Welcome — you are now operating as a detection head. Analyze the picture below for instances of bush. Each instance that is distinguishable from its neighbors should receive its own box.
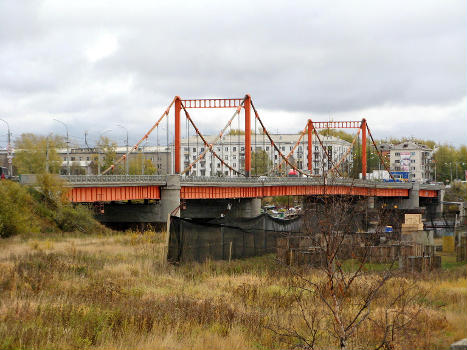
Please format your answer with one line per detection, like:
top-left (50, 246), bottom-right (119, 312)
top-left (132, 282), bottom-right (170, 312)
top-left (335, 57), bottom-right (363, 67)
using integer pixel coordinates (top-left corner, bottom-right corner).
top-left (55, 205), bottom-right (103, 233)
top-left (0, 180), bottom-right (38, 238)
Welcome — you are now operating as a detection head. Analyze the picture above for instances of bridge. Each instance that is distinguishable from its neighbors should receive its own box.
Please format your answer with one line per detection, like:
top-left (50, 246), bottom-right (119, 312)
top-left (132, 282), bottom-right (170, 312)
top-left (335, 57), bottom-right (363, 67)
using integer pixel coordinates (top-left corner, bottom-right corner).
top-left (19, 94), bottom-right (445, 224)
top-left (46, 174), bottom-right (442, 224)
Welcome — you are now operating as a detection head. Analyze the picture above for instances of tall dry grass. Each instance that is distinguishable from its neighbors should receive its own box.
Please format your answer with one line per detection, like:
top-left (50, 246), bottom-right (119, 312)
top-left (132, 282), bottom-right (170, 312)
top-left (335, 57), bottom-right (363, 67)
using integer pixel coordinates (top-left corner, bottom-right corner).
top-left (0, 230), bottom-right (465, 349)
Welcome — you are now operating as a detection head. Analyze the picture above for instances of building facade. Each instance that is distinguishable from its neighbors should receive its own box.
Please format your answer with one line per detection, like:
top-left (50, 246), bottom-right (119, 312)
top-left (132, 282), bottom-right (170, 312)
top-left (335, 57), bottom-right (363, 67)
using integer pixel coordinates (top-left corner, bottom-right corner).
top-left (180, 134), bottom-right (352, 177)
top-left (390, 142), bottom-right (433, 182)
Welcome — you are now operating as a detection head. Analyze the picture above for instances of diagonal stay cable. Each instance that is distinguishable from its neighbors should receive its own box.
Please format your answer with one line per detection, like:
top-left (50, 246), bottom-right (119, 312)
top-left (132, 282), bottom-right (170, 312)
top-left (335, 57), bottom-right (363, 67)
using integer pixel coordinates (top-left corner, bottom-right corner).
top-left (327, 127), bottom-right (361, 175)
top-left (312, 127), bottom-right (343, 177)
top-left (102, 97), bottom-right (177, 175)
top-left (278, 123), bottom-right (308, 171)
top-left (366, 124), bottom-right (395, 181)
top-left (180, 99), bottom-right (246, 176)
top-left (250, 99), bottom-right (313, 177)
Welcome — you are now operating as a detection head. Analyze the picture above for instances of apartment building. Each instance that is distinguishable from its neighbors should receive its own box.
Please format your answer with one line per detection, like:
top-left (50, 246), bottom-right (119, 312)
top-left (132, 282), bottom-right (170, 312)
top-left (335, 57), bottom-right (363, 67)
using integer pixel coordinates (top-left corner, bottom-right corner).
top-left (180, 133), bottom-right (352, 176)
top-left (390, 141), bottom-right (433, 182)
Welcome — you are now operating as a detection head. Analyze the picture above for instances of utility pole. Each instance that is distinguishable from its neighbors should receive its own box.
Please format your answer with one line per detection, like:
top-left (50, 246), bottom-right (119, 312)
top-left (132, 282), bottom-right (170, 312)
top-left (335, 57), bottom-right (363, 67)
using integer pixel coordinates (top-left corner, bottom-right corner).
top-left (0, 118), bottom-right (12, 177)
top-left (117, 124), bottom-right (129, 175)
top-left (53, 118), bottom-right (70, 175)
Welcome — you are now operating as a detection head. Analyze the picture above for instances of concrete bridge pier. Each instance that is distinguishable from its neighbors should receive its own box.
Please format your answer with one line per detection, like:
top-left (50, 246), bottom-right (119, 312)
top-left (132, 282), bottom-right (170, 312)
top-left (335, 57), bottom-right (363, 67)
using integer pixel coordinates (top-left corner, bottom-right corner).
top-left (158, 175), bottom-right (181, 222)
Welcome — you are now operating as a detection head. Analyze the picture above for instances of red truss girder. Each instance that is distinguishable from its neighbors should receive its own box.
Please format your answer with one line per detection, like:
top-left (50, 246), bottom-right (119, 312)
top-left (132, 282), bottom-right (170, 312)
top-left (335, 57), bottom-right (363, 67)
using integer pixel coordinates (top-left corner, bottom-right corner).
top-left (180, 186), bottom-right (411, 199)
top-left (67, 186), bottom-right (161, 203)
top-left (181, 98), bottom-right (243, 108)
top-left (312, 121), bottom-right (362, 129)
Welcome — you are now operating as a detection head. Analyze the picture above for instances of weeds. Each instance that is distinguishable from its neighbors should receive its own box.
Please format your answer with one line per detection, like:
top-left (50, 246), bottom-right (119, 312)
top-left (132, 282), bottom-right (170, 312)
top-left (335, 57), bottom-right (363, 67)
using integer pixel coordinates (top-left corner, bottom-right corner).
top-left (0, 233), bottom-right (465, 349)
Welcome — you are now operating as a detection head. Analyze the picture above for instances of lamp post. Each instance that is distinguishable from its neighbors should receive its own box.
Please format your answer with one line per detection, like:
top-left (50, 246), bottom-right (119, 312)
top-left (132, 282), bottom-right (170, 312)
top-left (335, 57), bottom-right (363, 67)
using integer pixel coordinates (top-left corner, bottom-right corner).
top-left (0, 118), bottom-right (12, 177)
top-left (116, 124), bottom-right (129, 175)
top-left (98, 129), bottom-right (112, 175)
top-left (53, 119), bottom-right (70, 175)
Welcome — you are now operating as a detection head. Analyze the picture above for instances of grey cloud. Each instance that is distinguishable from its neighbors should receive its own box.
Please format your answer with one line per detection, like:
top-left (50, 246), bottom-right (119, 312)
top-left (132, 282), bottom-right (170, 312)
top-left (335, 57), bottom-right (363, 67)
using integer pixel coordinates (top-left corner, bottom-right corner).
top-left (0, 0), bottom-right (465, 148)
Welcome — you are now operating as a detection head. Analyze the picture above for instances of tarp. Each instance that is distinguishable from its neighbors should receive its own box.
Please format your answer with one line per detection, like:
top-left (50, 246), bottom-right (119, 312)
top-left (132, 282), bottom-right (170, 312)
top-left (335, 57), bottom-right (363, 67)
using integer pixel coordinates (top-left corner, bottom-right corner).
top-left (167, 214), bottom-right (303, 263)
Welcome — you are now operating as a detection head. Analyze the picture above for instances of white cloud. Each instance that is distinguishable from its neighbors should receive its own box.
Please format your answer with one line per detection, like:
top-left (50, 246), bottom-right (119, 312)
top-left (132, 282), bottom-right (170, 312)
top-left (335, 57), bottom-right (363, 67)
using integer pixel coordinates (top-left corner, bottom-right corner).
top-left (85, 33), bottom-right (118, 63)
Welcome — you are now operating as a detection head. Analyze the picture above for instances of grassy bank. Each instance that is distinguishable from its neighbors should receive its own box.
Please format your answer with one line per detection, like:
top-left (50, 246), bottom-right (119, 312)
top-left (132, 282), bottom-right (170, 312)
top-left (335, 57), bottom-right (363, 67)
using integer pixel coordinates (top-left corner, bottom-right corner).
top-left (0, 231), bottom-right (465, 349)
top-left (0, 178), bottom-right (108, 238)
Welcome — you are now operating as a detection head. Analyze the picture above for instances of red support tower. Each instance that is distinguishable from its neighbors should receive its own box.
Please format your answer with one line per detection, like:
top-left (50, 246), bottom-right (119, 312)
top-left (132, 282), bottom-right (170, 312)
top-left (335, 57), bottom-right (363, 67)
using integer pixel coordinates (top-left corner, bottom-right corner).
top-left (361, 118), bottom-right (367, 179)
top-left (244, 95), bottom-right (251, 177)
top-left (174, 96), bottom-right (181, 174)
top-left (307, 119), bottom-right (313, 172)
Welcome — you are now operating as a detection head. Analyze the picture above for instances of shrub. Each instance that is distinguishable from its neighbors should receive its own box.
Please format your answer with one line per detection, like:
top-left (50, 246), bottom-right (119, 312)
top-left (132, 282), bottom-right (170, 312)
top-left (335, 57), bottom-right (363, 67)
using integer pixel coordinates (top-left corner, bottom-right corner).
top-left (0, 181), bottom-right (38, 238)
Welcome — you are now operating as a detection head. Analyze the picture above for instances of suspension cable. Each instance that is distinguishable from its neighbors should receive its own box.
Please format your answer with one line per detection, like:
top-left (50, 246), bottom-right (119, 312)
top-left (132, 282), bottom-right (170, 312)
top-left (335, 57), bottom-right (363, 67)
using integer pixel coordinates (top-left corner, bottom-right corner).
top-left (366, 124), bottom-right (395, 181)
top-left (327, 127), bottom-right (361, 175)
top-left (250, 100), bottom-right (312, 177)
top-left (102, 97), bottom-right (176, 174)
top-left (278, 123), bottom-right (308, 171)
top-left (312, 128), bottom-right (343, 177)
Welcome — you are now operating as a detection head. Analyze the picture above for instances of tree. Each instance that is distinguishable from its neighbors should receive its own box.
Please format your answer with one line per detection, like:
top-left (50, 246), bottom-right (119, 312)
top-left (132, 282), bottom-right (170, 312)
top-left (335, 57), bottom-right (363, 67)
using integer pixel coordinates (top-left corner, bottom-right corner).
top-left (96, 136), bottom-right (120, 174)
top-left (267, 180), bottom-right (423, 349)
top-left (129, 153), bottom-right (157, 175)
top-left (13, 133), bottom-right (65, 174)
top-left (251, 149), bottom-right (272, 176)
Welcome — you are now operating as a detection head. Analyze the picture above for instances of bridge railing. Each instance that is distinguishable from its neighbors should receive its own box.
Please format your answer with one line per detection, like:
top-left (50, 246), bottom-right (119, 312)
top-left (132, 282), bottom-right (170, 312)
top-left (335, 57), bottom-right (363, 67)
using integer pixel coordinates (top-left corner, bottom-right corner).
top-left (61, 175), bottom-right (167, 185)
top-left (180, 176), bottom-right (412, 188)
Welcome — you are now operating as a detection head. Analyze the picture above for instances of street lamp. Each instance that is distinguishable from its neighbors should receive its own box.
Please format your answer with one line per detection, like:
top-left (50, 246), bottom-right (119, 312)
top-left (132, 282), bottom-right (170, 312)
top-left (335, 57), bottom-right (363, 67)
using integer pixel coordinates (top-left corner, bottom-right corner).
top-left (53, 118), bottom-right (70, 175)
top-left (97, 129), bottom-right (112, 175)
top-left (0, 118), bottom-right (12, 177)
top-left (116, 124), bottom-right (129, 175)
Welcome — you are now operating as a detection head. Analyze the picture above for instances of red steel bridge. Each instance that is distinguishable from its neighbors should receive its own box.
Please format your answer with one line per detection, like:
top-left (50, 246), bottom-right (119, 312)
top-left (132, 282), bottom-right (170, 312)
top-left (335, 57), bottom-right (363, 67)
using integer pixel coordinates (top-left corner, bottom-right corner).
top-left (30, 94), bottom-right (441, 217)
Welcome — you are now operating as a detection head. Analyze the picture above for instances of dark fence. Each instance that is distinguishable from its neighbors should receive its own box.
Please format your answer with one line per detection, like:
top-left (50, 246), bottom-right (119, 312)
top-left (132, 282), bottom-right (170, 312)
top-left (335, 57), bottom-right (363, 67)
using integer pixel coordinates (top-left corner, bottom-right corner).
top-left (167, 214), bottom-right (303, 263)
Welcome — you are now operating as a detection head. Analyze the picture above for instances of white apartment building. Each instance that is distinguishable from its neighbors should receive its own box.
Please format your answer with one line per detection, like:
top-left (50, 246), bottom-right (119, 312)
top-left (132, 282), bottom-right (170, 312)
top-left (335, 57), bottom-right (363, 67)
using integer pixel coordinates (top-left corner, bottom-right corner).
top-left (390, 142), bottom-right (433, 182)
top-left (180, 134), bottom-right (352, 177)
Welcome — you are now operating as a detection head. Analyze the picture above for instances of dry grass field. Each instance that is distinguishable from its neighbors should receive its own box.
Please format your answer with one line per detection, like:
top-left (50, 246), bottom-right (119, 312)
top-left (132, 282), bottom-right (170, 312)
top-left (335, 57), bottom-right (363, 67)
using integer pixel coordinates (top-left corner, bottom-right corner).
top-left (0, 230), bottom-right (465, 350)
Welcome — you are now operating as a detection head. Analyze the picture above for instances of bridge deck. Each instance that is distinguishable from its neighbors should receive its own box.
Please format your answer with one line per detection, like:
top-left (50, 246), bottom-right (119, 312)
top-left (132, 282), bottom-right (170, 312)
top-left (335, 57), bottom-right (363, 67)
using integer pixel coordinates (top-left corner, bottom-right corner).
top-left (54, 175), bottom-right (441, 202)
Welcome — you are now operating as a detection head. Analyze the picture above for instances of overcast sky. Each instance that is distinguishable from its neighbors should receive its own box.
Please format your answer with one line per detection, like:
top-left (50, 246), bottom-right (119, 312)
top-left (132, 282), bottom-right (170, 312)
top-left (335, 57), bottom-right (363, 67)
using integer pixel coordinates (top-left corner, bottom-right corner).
top-left (0, 0), bottom-right (465, 149)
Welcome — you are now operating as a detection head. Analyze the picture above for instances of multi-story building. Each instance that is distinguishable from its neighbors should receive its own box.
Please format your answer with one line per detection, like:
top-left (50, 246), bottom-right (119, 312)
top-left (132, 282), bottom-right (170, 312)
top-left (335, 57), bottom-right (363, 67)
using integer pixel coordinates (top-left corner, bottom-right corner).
top-left (56, 146), bottom-right (172, 175)
top-left (390, 142), bottom-right (433, 182)
top-left (180, 134), bottom-right (352, 177)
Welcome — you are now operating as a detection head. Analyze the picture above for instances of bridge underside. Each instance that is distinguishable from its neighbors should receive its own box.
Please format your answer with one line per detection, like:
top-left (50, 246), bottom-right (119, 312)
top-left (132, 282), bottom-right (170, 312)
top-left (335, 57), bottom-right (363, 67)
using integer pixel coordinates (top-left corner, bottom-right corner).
top-left (67, 185), bottom-right (438, 202)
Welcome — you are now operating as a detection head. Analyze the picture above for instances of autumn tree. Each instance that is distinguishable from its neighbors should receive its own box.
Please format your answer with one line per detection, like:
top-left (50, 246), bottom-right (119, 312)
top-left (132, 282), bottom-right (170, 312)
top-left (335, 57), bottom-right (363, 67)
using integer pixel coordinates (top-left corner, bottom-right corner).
top-left (13, 133), bottom-right (65, 174)
top-left (251, 149), bottom-right (272, 176)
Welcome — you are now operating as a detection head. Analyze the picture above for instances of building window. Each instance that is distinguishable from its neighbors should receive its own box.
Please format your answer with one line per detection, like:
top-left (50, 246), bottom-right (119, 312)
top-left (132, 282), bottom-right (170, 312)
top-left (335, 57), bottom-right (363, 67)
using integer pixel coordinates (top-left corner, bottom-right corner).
top-left (192, 155), bottom-right (196, 160)
top-left (193, 147), bottom-right (196, 152)
top-left (225, 147), bottom-right (229, 151)
top-left (225, 155), bottom-right (229, 160)
top-left (224, 171), bottom-right (228, 176)
top-left (71, 157), bottom-right (75, 161)
top-left (281, 146), bottom-right (285, 151)
top-left (395, 160), bottom-right (400, 163)
top-left (411, 159), bottom-right (415, 163)
top-left (411, 152), bottom-right (415, 156)
top-left (233, 163), bottom-right (237, 167)
top-left (86, 157), bottom-right (90, 161)
top-left (395, 152), bottom-right (400, 156)
top-left (233, 147), bottom-right (237, 152)
top-left (233, 155), bottom-right (237, 160)
top-left (266, 146), bottom-right (269, 151)
top-left (217, 163), bottom-right (220, 168)
top-left (184, 147), bottom-right (189, 152)
top-left (200, 147), bottom-right (204, 152)
top-left (241, 147), bottom-right (244, 151)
